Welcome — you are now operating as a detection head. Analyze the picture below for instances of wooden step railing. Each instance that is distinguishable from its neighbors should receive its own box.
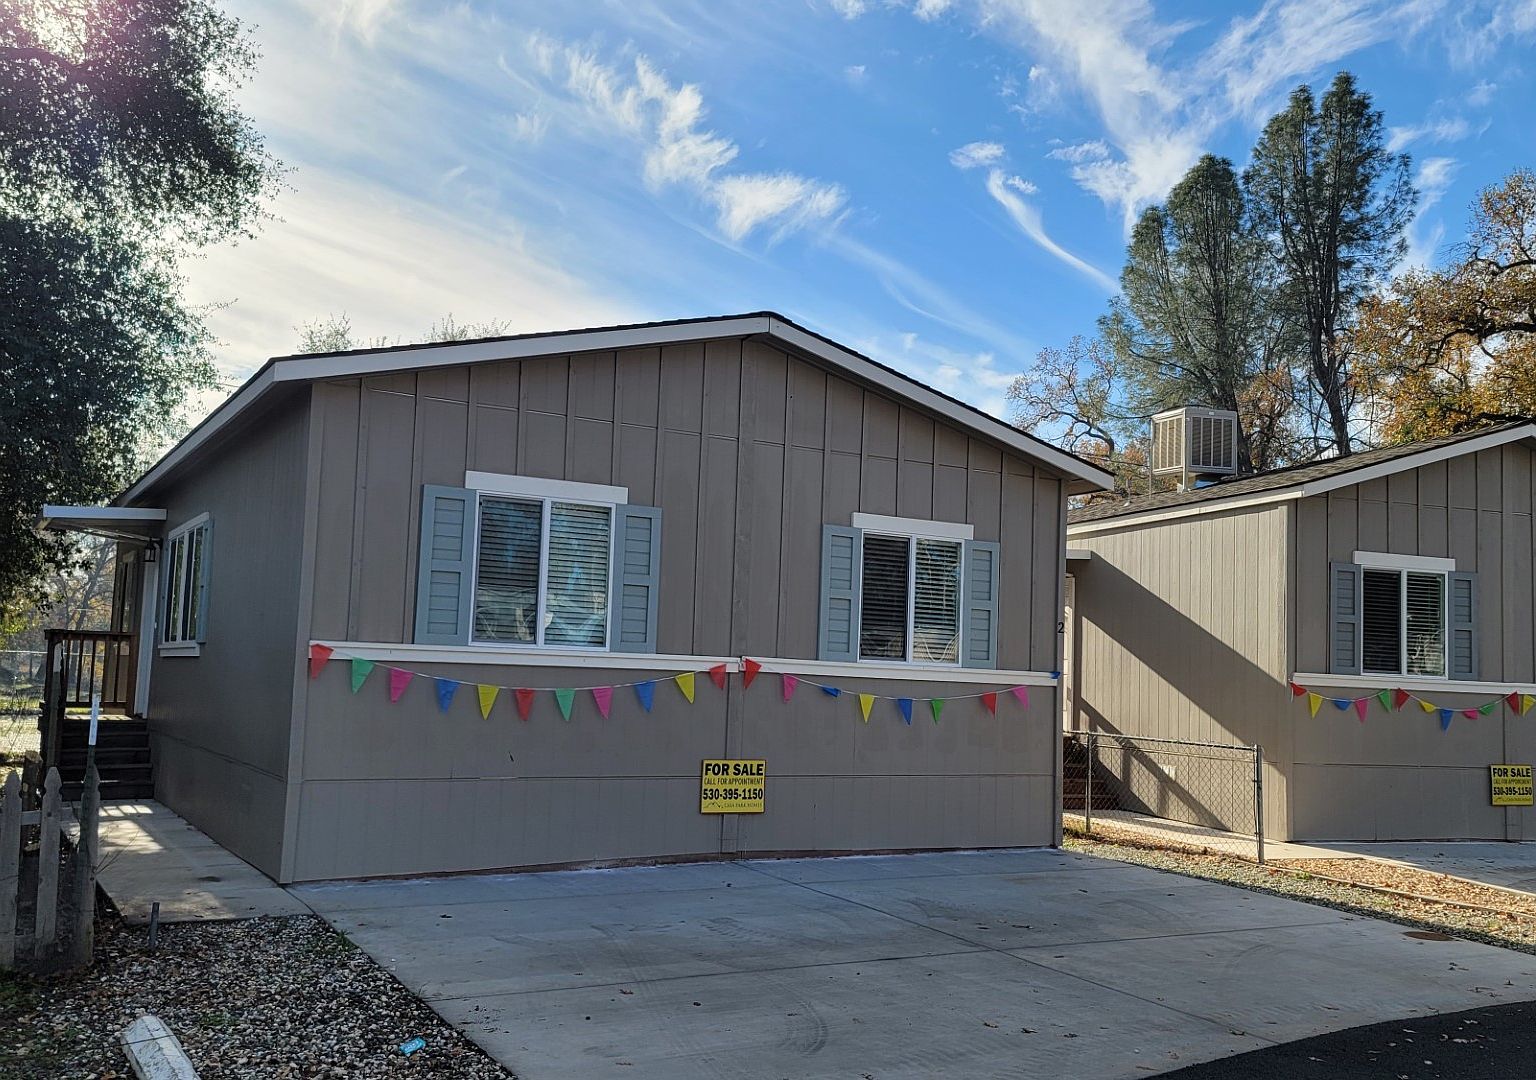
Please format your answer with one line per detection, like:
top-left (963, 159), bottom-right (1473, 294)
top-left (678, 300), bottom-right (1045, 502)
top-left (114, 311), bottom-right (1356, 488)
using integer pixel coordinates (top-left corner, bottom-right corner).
top-left (39, 630), bottom-right (137, 772)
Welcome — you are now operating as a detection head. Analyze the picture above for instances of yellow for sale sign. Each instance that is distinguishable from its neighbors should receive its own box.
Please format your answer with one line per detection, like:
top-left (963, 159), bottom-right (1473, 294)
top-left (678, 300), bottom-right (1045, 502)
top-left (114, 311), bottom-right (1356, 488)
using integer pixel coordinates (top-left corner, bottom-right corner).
top-left (1490, 764), bottom-right (1533, 806)
top-left (700, 759), bottom-right (766, 813)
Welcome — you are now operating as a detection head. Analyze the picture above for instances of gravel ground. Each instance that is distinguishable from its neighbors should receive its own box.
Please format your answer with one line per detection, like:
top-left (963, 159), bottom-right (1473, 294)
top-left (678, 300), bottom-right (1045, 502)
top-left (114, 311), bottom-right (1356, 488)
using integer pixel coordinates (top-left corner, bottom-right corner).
top-left (1064, 829), bottom-right (1536, 954)
top-left (1271, 857), bottom-right (1536, 915)
top-left (0, 914), bottom-right (514, 1079)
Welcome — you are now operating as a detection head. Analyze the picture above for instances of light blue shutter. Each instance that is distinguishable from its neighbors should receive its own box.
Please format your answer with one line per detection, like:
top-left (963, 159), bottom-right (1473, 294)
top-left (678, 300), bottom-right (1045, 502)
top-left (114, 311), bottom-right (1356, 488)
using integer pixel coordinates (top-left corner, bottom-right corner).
top-left (609, 505), bottom-right (662, 652)
top-left (414, 485), bottom-right (475, 645)
top-left (1329, 562), bottom-right (1361, 675)
top-left (818, 525), bottom-right (862, 662)
top-left (960, 540), bottom-right (1000, 668)
top-left (1448, 571), bottom-right (1478, 680)
top-left (194, 520), bottom-right (213, 643)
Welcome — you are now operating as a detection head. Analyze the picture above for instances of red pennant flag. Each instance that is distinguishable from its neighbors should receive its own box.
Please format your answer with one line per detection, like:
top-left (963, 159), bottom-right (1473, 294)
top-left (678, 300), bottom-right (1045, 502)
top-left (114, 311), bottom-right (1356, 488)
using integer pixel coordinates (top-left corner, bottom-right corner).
top-left (388, 667), bottom-right (413, 703)
top-left (742, 658), bottom-right (763, 689)
top-left (592, 686), bottom-right (613, 719)
top-left (1289, 682), bottom-right (1307, 698)
top-left (1353, 698), bottom-right (1368, 722)
top-left (709, 663), bottom-right (728, 690)
top-left (980, 692), bottom-right (998, 715)
top-left (1509, 692), bottom-right (1523, 713)
top-left (1393, 688), bottom-right (1411, 710)
top-left (781, 673), bottom-right (799, 702)
top-left (308, 643), bottom-right (334, 679)
top-left (514, 688), bottom-right (535, 721)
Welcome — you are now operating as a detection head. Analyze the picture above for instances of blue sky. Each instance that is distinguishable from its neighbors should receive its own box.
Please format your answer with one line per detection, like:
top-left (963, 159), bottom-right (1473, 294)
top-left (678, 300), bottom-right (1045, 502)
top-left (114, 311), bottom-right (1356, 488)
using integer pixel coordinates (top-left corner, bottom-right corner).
top-left (187, 0), bottom-right (1536, 420)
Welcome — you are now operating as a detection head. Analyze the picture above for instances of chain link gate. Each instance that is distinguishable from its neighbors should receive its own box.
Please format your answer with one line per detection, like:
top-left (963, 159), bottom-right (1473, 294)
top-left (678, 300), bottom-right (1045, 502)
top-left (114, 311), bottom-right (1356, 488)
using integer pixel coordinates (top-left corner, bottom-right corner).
top-left (1064, 732), bottom-right (1265, 863)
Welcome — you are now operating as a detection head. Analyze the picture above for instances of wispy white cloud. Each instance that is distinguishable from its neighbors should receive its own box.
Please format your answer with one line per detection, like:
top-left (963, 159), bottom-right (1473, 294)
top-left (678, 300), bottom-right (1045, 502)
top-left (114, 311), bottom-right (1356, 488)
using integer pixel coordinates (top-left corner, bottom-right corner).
top-left (828, 0), bottom-right (868, 18)
top-left (949, 140), bottom-right (1007, 169)
top-left (509, 110), bottom-right (548, 143)
top-left (1045, 139), bottom-right (1109, 163)
top-left (844, 63), bottom-right (868, 85)
top-left (1403, 155), bottom-right (1461, 269)
top-left (982, 168), bottom-right (1117, 292)
top-left (1387, 114), bottom-right (1473, 152)
top-left (1003, 174), bottom-right (1037, 195)
top-left (914, 0), bottom-right (955, 20)
top-left (1466, 79), bottom-right (1498, 106)
top-left (713, 173), bottom-right (847, 243)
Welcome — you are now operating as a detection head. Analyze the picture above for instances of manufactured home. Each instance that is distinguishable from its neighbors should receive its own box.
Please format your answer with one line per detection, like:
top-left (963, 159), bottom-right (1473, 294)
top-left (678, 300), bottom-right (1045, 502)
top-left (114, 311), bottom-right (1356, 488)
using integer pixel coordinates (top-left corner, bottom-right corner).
top-left (40, 313), bottom-right (1111, 882)
top-left (1065, 416), bottom-right (1536, 842)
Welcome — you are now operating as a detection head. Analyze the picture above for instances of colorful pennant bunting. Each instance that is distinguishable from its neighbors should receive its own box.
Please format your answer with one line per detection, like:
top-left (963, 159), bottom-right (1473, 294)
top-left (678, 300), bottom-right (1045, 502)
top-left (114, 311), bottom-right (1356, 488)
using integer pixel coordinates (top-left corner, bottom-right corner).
top-left (635, 681), bottom-right (655, 712)
top-left (897, 698), bottom-right (913, 725)
top-left (350, 658), bottom-right (374, 694)
top-left (434, 678), bottom-right (459, 713)
top-left (388, 667), bottom-right (413, 703)
top-left (514, 687), bottom-right (535, 721)
top-left (781, 673), bottom-right (799, 702)
top-left (930, 698), bottom-right (943, 724)
top-left (1354, 698), bottom-right (1368, 722)
top-left (554, 688), bottom-right (575, 721)
top-left (1479, 701), bottom-right (1497, 716)
top-left (1307, 693), bottom-right (1322, 717)
top-left (477, 684), bottom-right (499, 720)
top-left (1440, 708), bottom-right (1454, 731)
top-left (858, 693), bottom-right (874, 722)
top-left (592, 686), bottom-right (613, 719)
top-left (709, 664), bottom-right (728, 691)
top-left (1010, 686), bottom-right (1029, 710)
top-left (981, 691), bottom-right (998, 715)
top-left (742, 658), bottom-right (762, 689)
top-left (1289, 681), bottom-right (1307, 698)
top-left (821, 685), bottom-right (841, 698)
top-left (1393, 688), bottom-right (1411, 710)
top-left (1375, 690), bottom-right (1392, 713)
top-left (308, 644), bottom-right (334, 679)
top-left (674, 672), bottom-right (696, 703)
top-left (1419, 700), bottom-right (1436, 714)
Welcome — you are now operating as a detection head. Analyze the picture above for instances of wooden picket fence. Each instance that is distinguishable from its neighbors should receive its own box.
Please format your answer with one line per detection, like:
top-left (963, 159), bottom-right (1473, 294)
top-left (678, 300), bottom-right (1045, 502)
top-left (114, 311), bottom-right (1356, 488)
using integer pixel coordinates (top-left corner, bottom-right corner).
top-left (0, 762), bottom-right (99, 972)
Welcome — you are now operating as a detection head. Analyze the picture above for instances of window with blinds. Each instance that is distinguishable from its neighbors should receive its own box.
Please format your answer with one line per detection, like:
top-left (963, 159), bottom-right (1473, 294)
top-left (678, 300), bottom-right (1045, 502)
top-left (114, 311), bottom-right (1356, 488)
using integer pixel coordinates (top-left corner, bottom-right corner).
top-left (473, 496), bottom-right (613, 648)
top-left (858, 532), bottom-right (962, 664)
top-left (163, 517), bottom-right (211, 645)
top-left (1361, 566), bottom-right (1446, 677)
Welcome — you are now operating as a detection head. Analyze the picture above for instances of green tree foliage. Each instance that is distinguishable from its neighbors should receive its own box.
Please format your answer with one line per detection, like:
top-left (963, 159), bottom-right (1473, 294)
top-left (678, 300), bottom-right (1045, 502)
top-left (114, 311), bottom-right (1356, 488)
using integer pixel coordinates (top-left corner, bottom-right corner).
top-left (1100, 154), bottom-right (1299, 471)
top-left (0, 0), bottom-right (278, 613)
top-left (1245, 72), bottom-right (1415, 458)
top-left (294, 313), bottom-right (517, 354)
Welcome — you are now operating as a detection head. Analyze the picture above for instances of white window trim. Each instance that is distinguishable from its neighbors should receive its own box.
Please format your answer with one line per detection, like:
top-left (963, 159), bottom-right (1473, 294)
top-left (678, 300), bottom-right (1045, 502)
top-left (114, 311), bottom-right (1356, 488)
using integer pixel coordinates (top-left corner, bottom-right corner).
top-left (160, 512), bottom-right (211, 654)
top-left (468, 490), bottom-right (616, 652)
top-left (466, 471), bottom-right (628, 506)
top-left (857, 524), bottom-right (966, 667)
top-left (1353, 551), bottom-right (1455, 573)
top-left (1354, 552), bottom-right (1452, 681)
top-left (851, 513), bottom-right (973, 541)
top-left (1294, 672), bottom-right (1529, 697)
top-left (314, 641), bottom-right (1060, 685)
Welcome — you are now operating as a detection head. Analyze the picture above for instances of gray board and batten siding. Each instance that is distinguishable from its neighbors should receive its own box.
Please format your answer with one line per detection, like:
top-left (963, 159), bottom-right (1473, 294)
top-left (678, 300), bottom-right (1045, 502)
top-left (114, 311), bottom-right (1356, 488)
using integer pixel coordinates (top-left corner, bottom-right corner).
top-left (130, 325), bottom-right (1081, 882)
top-left (1067, 431), bottom-right (1536, 843)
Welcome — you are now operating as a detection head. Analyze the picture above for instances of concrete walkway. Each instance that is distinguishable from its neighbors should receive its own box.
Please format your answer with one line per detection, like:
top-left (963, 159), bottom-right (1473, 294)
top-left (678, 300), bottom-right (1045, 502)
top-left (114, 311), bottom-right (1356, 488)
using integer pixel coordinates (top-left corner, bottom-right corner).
top-left (96, 801), bottom-right (310, 923)
top-left (1322, 841), bottom-right (1536, 894)
top-left (292, 850), bottom-right (1536, 1080)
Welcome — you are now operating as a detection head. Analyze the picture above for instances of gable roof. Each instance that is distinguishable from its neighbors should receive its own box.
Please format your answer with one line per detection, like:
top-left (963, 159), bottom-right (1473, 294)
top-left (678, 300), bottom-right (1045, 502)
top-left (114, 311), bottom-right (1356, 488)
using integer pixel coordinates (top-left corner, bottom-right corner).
top-left (119, 312), bottom-right (1115, 503)
top-left (1067, 420), bottom-right (1536, 533)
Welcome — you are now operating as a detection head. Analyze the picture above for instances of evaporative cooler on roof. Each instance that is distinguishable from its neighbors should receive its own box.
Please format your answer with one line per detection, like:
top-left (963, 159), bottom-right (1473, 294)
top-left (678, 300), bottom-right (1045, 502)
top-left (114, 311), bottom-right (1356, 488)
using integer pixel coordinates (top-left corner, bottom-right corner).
top-left (1150, 406), bottom-right (1239, 487)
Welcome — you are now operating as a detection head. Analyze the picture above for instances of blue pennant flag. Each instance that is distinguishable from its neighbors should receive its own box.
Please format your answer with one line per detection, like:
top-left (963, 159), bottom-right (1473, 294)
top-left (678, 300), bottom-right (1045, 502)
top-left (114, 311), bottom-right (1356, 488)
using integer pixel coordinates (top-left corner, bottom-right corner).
top-left (897, 697), bottom-right (913, 725)
top-left (635, 681), bottom-right (656, 712)
top-left (1439, 708), bottom-right (1454, 731)
top-left (1050, 670), bottom-right (1061, 680)
top-left (434, 678), bottom-right (460, 713)
top-left (821, 685), bottom-right (841, 698)
top-left (1332, 698), bottom-right (1351, 711)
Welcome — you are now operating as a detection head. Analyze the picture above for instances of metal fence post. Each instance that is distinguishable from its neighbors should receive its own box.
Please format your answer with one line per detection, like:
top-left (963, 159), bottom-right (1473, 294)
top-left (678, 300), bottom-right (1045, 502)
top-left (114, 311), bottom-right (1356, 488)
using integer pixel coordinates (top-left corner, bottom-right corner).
top-left (1253, 744), bottom-right (1264, 865)
top-left (1084, 732), bottom-right (1094, 835)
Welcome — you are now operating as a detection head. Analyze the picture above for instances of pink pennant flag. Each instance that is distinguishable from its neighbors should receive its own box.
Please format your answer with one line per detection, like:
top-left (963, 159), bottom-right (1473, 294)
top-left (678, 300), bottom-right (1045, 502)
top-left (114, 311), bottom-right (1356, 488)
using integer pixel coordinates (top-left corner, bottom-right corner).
top-left (592, 686), bottom-right (613, 719)
top-left (1009, 686), bottom-right (1029, 709)
top-left (1352, 697), bottom-right (1368, 722)
top-left (1462, 708), bottom-right (1479, 720)
top-left (781, 673), bottom-right (799, 702)
top-left (388, 667), bottom-right (413, 703)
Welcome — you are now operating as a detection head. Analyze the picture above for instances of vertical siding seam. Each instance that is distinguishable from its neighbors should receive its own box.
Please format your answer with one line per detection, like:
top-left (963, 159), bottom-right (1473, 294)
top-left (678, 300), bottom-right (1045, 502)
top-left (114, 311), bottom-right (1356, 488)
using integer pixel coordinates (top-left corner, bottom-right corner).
top-left (403, 374), bottom-right (426, 640)
top-left (346, 385), bottom-right (369, 640)
top-left (563, 354), bottom-right (575, 481)
top-left (775, 352), bottom-right (792, 655)
top-left (697, 343), bottom-right (715, 653)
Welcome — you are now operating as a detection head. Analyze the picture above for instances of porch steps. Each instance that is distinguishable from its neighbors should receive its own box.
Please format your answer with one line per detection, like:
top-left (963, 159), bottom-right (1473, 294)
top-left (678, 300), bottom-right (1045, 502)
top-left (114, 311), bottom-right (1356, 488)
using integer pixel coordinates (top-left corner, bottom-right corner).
top-left (58, 716), bottom-right (154, 801)
top-left (1062, 734), bottom-right (1116, 811)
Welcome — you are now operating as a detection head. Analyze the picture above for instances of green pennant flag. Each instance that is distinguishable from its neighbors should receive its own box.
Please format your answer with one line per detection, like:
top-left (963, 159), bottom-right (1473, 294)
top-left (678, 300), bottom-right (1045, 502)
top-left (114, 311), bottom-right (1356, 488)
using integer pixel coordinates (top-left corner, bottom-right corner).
top-left (1376, 690), bottom-right (1392, 713)
top-left (350, 657), bottom-right (375, 693)
top-left (554, 687), bottom-right (575, 721)
top-left (930, 698), bottom-right (944, 724)
top-left (1479, 701), bottom-right (1497, 716)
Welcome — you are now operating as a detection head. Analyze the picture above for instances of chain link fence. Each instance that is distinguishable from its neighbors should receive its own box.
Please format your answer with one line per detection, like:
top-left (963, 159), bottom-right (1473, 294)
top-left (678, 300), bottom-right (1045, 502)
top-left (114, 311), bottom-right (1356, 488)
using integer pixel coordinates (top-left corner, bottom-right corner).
top-left (1064, 731), bottom-right (1265, 863)
top-left (1, 650), bottom-right (45, 767)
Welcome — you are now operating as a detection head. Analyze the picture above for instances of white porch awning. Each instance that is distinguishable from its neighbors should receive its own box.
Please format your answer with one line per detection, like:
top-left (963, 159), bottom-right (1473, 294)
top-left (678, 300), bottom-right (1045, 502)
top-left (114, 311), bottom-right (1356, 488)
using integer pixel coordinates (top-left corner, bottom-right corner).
top-left (38, 505), bottom-right (166, 543)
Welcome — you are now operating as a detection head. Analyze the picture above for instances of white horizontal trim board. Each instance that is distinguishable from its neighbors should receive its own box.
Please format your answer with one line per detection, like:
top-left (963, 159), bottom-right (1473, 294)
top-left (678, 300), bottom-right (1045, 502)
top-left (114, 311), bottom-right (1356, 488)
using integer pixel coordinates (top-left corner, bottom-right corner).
top-left (850, 513), bottom-right (974, 540)
top-left (314, 641), bottom-right (1057, 685)
top-left (1353, 550), bottom-right (1455, 572)
top-left (1292, 672), bottom-right (1535, 696)
top-left (41, 505), bottom-right (166, 522)
top-left (465, 471), bottom-right (628, 504)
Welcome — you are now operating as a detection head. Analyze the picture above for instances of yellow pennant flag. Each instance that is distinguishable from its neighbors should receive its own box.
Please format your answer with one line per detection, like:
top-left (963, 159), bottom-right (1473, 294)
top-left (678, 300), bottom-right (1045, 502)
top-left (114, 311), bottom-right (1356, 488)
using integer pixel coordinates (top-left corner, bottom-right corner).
top-left (1419, 699), bottom-right (1436, 714)
top-left (858, 693), bottom-right (874, 722)
top-left (674, 671), bottom-right (696, 703)
top-left (1524, 695), bottom-right (1536, 716)
top-left (477, 684), bottom-right (500, 720)
top-left (1306, 693), bottom-right (1322, 717)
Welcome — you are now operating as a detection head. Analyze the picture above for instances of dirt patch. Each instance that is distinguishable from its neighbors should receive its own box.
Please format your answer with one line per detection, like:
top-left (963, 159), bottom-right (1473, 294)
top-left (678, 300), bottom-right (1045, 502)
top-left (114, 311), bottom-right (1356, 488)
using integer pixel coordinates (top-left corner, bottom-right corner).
top-left (1272, 857), bottom-right (1536, 918)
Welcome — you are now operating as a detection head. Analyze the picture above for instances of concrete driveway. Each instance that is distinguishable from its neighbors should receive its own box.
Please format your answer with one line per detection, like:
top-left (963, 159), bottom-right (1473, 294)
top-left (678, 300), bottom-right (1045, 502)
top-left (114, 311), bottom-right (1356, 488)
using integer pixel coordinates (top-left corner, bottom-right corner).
top-left (292, 850), bottom-right (1536, 1079)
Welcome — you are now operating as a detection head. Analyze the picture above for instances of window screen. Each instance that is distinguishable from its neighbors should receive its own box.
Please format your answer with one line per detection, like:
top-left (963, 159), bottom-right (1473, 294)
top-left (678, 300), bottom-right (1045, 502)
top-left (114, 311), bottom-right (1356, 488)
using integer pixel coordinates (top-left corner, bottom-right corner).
top-left (544, 502), bottom-right (611, 647)
top-left (1405, 571), bottom-right (1446, 677)
top-left (912, 538), bottom-right (961, 663)
top-left (859, 535), bottom-right (910, 660)
top-left (474, 497), bottom-right (542, 643)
